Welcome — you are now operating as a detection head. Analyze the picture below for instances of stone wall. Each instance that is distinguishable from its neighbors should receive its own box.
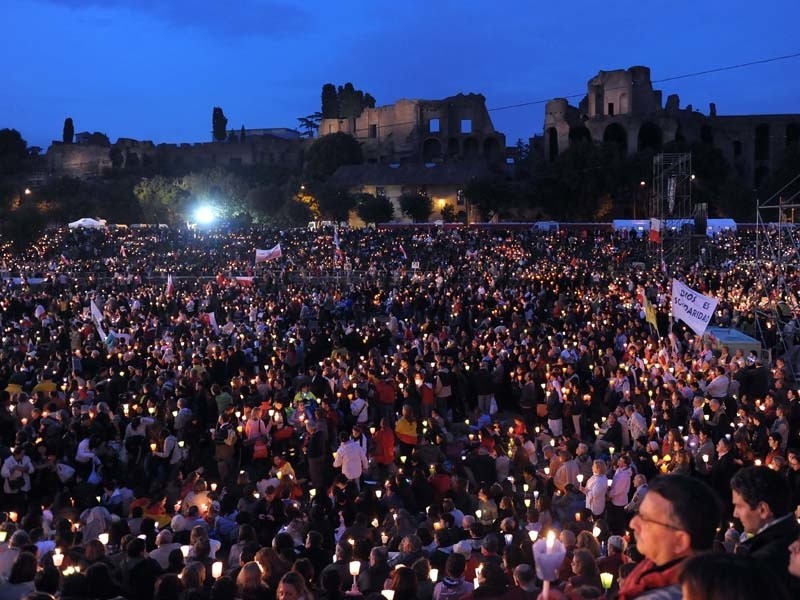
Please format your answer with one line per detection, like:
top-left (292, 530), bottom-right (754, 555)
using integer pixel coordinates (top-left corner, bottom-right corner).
top-left (544, 66), bottom-right (800, 188)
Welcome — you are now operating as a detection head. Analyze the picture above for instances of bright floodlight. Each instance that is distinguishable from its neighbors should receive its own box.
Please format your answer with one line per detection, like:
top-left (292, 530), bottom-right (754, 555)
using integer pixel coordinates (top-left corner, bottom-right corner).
top-left (194, 205), bottom-right (216, 225)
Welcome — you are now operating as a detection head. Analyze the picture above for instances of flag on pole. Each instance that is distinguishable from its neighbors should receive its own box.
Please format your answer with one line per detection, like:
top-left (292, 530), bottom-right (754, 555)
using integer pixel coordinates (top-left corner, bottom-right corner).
top-left (90, 300), bottom-right (107, 340)
top-left (120, 245), bottom-right (127, 258)
top-left (333, 227), bottom-right (343, 259)
top-left (399, 244), bottom-right (407, 260)
top-left (649, 218), bottom-right (662, 244)
top-left (670, 279), bottom-right (718, 336)
top-left (200, 312), bottom-right (219, 333)
top-left (643, 296), bottom-right (659, 333)
top-left (165, 274), bottom-right (175, 296)
top-left (255, 244), bottom-right (282, 263)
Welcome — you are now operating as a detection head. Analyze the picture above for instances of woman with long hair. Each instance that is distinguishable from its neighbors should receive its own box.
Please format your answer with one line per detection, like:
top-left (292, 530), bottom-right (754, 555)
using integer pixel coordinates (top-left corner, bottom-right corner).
top-left (237, 561), bottom-right (272, 600)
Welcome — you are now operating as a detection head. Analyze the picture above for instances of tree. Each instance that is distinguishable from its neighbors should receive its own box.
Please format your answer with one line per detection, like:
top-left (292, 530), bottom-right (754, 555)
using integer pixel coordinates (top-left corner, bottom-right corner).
top-left (212, 107), bottom-right (228, 142)
top-left (320, 83), bottom-right (375, 119)
top-left (283, 198), bottom-right (313, 225)
top-left (441, 204), bottom-right (456, 223)
top-left (133, 175), bottom-right (189, 224)
top-left (0, 129), bottom-right (28, 175)
top-left (304, 132), bottom-right (363, 182)
top-left (399, 191), bottom-right (432, 222)
top-left (63, 118), bottom-right (74, 144)
top-left (321, 84), bottom-right (338, 119)
top-left (314, 182), bottom-right (355, 222)
top-left (464, 175), bottom-right (519, 221)
top-left (297, 112), bottom-right (322, 138)
top-left (240, 125), bottom-right (246, 143)
top-left (356, 192), bottom-right (394, 223)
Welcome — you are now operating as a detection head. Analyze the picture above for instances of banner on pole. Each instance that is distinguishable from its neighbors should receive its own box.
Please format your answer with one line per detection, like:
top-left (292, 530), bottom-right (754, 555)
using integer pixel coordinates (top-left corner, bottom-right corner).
top-left (255, 244), bottom-right (282, 263)
top-left (670, 279), bottom-right (718, 336)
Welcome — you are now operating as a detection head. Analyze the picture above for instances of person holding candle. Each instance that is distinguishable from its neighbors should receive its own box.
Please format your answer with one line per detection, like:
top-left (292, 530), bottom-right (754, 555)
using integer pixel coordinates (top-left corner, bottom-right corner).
top-left (583, 460), bottom-right (608, 519)
top-left (619, 474), bottom-right (720, 600)
top-left (433, 552), bottom-right (473, 600)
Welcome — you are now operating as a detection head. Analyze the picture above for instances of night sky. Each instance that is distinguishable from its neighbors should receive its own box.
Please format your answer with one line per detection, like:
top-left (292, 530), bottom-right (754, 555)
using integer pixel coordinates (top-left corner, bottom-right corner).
top-left (4, 0), bottom-right (799, 150)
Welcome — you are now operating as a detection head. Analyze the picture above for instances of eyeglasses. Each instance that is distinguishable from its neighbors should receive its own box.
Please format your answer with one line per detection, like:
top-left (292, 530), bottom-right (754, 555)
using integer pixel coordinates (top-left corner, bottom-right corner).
top-left (634, 511), bottom-right (684, 531)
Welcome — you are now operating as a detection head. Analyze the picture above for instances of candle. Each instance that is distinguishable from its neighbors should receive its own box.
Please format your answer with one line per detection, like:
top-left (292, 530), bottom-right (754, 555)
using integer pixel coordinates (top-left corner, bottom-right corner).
top-left (211, 483), bottom-right (218, 492)
top-left (600, 572), bottom-right (614, 590)
top-left (429, 568), bottom-right (439, 582)
top-left (545, 531), bottom-right (555, 552)
top-left (212, 561), bottom-right (223, 579)
top-left (592, 526), bottom-right (601, 537)
top-left (702, 454), bottom-right (709, 463)
top-left (98, 533), bottom-right (109, 545)
top-left (523, 483), bottom-right (529, 492)
top-left (528, 530), bottom-right (538, 542)
top-left (8, 512), bottom-right (18, 522)
top-left (575, 512), bottom-right (581, 522)
top-left (310, 489), bottom-right (317, 498)
top-left (372, 518), bottom-right (379, 527)
top-left (375, 490), bottom-right (382, 499)
top-left (150, 443), bottom-right (157, 452)
top-left (180, 545), bottom-right (191, 558)
top-left (475, 509), bottom-right (482, 519)
top-left (577, 474), bottom-right (584, 484)
top-left (381, 591), bottom-right (395, 600)
top-left (524, 498), bottom-right (531, 507)
top-left (52, 549), bottom-right (63, 567)
top-left (504, 534), bottom-right (513, 545)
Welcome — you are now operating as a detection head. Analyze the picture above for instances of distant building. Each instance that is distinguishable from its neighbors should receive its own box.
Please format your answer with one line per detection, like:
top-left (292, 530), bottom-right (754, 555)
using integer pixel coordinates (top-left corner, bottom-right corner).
top-left (223, 127), bottom-right (302, 141)
top-left (329, 161), bottom-right (492, 224)
top-left (544, 66), bottom-right (800, 187)
top-left (320, 93), bottom-right (506, 165)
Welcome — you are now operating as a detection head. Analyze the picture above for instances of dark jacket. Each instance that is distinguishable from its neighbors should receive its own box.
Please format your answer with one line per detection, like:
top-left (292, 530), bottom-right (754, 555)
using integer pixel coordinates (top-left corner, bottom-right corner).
top-left (735, 514), bottom-right (800, 596)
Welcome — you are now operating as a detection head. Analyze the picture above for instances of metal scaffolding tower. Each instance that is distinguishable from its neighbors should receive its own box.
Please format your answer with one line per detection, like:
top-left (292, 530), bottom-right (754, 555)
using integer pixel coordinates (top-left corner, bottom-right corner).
top-left (755, 172), bottom-right (800, 377)
top-left (650, 153), bottom-right (699, 269)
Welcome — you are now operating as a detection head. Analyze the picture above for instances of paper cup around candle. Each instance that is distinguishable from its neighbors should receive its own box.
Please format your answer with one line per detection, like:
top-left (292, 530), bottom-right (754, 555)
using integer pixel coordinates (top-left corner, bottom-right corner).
top-left (429, 568), bottom-right (438, 582)
top-left (98, 533), bottom-right (109, 545)
top-left (180, 545), bottom-right (191, 558)
top-left (600, 572), bottom-right (614, 590)
top-left (212, 561), bottom-right (223, 579)
top-left (381, 591), bottom-right (395, 600)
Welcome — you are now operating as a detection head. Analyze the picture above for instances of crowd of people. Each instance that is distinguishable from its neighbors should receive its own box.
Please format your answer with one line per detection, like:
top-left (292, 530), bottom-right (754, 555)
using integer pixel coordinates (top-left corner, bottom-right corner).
top-left (0, 222), bottom-right (799, 600)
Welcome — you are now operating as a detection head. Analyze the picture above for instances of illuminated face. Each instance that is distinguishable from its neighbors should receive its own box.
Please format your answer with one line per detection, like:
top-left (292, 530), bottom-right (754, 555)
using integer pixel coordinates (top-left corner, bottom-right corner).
top-left (731, 490), bottom-right (767, 535)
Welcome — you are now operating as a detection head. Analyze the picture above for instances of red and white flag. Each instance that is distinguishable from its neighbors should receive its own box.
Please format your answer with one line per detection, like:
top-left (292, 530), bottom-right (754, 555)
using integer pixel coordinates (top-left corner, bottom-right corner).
top-left (200, 312), bottom-right (219, 333)
top-left (399, 244), bottom-right (407, 260)
top-left (165, 274), bottom-right (175, 296)
top-left (649, 218), bottom-right (662, 244)
top-left (59, 254), bottom-right (70, 265)
top-left (255, 243), bottom-right (282, 263)
top-left (233, 277), bottom-right (254, 287)
top-left (120, 245), bottom-right (127, 258)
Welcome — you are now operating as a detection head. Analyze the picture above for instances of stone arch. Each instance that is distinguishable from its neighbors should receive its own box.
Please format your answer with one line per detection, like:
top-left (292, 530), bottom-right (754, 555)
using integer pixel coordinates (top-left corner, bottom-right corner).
top-left (463, 137), bottom-right (479, 158)
top-left (423, 138), bottom-right (442, 162)
top-left (637, 122), bottom-right (663, 152)
top-left (755, 165), bottom-right (770, 188)
top-left (603, 123), bottom-right (628, 155)
top-left (786, 123), bottom-right (800, 146)
top-left (547, 127), bottom-right (559, 162)
top-left (447, 138), bottom-right (460, 157)
top-left (483, 137), bottom-right (501, 162)
top-left (755, 124), bottom-right (770, 161)
top-left (569, 126), bottom-right (591, 144)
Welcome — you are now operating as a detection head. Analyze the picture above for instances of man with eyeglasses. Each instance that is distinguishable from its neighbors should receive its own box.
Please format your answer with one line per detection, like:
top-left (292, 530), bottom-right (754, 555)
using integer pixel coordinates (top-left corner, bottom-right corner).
top-left (618, 474), bottom-right (720, 600)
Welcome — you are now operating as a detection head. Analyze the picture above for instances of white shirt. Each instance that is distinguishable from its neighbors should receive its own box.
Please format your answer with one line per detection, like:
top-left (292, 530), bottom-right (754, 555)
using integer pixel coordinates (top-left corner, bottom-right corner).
top-left (585, 473), bottom-right (608, 516)
top-left (609, 467), bottom-right (632, 507)
top-left (333, 440), bottom-right (368, 480)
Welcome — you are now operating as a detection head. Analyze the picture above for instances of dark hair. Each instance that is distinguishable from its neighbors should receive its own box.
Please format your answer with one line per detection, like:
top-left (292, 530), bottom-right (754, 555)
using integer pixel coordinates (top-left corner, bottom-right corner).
top-left (211, 576), bottom-right (237, 600)
top-left (679, 552), bottom-right (790, 600)
top-left (154, 573), bottom-right (184, 600)
top-left (34, 566), bottom-right (60, 594)
top-left (9, 552), bottom-right (37, 583)
top-left (647, 474), bottom-right (720, 551)
top-left (730, 466), bottom-right (792, 517)
top-left (444, 552), bottom-right (466, 578)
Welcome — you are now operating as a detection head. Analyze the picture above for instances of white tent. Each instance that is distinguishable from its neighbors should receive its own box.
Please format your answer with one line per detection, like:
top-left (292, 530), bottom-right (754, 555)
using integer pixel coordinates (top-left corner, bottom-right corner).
top-left (68, 218), bottom-right (107, 229)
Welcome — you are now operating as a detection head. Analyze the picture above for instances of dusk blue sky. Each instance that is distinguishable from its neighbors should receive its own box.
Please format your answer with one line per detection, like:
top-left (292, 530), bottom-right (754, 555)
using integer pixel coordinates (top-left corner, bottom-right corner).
top-left (4, 0), bottom-right (799, 150)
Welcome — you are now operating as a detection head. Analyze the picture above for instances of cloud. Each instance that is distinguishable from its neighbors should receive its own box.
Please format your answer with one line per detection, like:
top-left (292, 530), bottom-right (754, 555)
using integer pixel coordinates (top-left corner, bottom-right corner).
top-left (42, 0), bottom-right (311, 38)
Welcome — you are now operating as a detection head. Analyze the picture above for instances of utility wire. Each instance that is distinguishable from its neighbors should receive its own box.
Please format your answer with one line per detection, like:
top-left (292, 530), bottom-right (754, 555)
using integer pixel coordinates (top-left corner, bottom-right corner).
top-left (327, 52), bottom-right (800, 136)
